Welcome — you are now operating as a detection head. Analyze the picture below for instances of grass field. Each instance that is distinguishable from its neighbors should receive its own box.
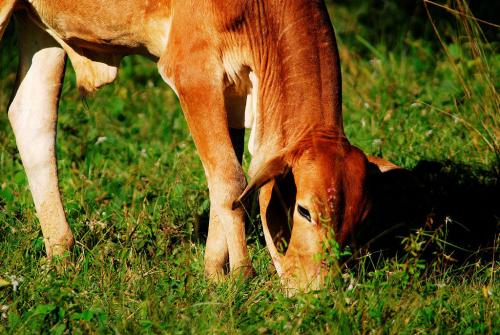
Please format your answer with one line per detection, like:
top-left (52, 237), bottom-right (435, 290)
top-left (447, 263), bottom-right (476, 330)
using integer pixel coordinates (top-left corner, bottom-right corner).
top-left (0, 1), bottom-right (498, 334)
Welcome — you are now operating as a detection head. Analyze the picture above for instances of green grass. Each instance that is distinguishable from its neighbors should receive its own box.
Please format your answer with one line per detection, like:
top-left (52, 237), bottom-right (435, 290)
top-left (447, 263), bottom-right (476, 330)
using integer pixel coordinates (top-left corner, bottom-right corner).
top-left (0, 1), bottom-right (498, 334)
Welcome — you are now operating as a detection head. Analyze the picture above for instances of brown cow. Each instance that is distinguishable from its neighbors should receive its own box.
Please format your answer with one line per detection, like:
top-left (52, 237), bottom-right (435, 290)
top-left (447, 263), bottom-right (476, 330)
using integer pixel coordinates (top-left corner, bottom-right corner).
top-left (1, 0), bottom-right (395, 292)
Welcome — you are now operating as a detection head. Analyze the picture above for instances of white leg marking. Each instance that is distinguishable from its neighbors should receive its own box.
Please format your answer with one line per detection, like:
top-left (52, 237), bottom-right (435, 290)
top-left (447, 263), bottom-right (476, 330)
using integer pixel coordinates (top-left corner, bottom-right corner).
top-left (9, 43), bottom-right (73, 257)
top-left (245, 71), bottom-right (259, 156)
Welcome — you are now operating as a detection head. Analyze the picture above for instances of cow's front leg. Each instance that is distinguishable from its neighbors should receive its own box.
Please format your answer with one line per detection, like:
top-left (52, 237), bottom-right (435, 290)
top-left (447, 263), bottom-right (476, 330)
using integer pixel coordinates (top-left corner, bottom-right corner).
top-left (190, 111), bottom-right (252, 278)
top-left (160, 76), bottom-right (253, 279)
top-left (8, 14), bottom-right (73, 258)
top-left (192, 117), bottom-right (252, 278)
top-left (203, 127), bottom-right (246, 279)
top-left (202, 144), bottom-right (253, 279)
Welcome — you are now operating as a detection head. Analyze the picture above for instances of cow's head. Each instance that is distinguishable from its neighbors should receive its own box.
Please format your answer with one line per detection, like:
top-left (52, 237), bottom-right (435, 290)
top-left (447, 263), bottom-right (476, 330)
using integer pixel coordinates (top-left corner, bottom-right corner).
top-left (234, 130), bottom-right (387, 293)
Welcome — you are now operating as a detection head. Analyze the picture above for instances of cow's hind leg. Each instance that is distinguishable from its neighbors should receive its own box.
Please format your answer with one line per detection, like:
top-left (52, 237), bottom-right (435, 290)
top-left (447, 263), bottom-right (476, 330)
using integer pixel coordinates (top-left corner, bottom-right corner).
top-left (8, 14), bottom-right (72, 258)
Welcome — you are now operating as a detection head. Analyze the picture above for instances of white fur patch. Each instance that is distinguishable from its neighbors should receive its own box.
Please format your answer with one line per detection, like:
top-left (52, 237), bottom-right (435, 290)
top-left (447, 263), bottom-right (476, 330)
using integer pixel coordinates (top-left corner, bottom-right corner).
top-left (148, 16), bottom-right (173, 58)
top-left (221, 49), bottom-right (260, 157)
top-left (156, 15), bottom-right (178, 95)
top-left (158, 61), bottom-right (178, 96)
top-left (245, 71), bottom-right (259, 156)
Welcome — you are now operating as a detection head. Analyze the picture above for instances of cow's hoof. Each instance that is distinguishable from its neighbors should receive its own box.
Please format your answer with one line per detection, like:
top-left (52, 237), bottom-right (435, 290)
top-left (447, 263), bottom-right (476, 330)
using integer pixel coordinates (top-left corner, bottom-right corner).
top-left (230, 264), bottom-right (256, 281)
top-left (205, 266), bottom-right (256, 283)
top-left (45, 231), bottom-right (74, 259)
top-left (204, 257), bottom-right (229, 283)
top-left (205, 268), bottom-right (226, 283)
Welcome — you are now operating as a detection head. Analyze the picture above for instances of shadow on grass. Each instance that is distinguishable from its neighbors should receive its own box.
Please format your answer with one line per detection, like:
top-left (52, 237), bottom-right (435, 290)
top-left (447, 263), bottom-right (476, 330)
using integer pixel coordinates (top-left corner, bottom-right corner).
top-left (356, 160), bottom-right (499, 263)
top-left (193, 159), bottom-right (498, 267)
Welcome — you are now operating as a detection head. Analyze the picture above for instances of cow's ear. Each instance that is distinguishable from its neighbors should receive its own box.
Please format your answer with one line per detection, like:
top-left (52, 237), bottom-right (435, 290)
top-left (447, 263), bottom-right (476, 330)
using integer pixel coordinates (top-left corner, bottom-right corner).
top-left (367, 156), bottom-right (400, 173)
top-left (232, 155), bottom-right (290, 210)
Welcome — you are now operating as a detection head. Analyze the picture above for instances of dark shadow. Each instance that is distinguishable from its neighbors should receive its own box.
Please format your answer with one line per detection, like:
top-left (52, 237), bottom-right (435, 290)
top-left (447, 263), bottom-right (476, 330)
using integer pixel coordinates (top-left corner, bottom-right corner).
top-left (195, 159), bottom-right (499, 268)
top-left (329, 0), bottom-right (500, 46)
top-left (355, 160), bottom-right (499, 263)
top-left (353, 166), bottom-right (428, 254)
top-left (193, 209), bottom-right (209, 242)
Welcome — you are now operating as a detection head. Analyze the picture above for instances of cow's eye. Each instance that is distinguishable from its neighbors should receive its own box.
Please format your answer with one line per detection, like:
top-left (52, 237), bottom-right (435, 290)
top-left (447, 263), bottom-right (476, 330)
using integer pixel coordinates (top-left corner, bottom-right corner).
top-left (297, 204), bottom-right (312, 222)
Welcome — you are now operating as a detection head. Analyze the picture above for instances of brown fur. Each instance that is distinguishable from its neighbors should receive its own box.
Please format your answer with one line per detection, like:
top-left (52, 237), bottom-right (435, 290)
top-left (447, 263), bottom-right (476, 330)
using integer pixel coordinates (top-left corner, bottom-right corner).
top-left (2, 0), bottom-right (398, 292)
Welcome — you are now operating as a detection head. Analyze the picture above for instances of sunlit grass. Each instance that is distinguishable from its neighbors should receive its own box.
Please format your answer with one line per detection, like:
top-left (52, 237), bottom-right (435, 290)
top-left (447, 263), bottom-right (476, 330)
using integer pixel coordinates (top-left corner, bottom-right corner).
top-left (0, 1), bottom-right (498, 333)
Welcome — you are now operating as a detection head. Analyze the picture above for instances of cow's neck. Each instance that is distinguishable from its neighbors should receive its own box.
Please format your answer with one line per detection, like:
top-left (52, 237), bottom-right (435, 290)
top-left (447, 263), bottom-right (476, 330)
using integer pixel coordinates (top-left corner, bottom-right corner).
top-left (245, 0), bottom-right (344, 164)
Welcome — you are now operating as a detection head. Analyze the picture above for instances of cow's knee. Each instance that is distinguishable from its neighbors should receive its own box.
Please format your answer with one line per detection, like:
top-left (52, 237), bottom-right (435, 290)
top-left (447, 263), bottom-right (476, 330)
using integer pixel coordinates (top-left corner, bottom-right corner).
top-left (208, 168), bottom-right (246, 207)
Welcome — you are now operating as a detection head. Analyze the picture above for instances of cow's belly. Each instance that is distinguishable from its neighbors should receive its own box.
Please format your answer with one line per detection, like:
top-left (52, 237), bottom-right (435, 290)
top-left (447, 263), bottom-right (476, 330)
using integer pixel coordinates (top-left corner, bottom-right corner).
top-left (25, 0), bottom-right (172, 93)
top-left (28, 0), bottom-right (171, 57)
